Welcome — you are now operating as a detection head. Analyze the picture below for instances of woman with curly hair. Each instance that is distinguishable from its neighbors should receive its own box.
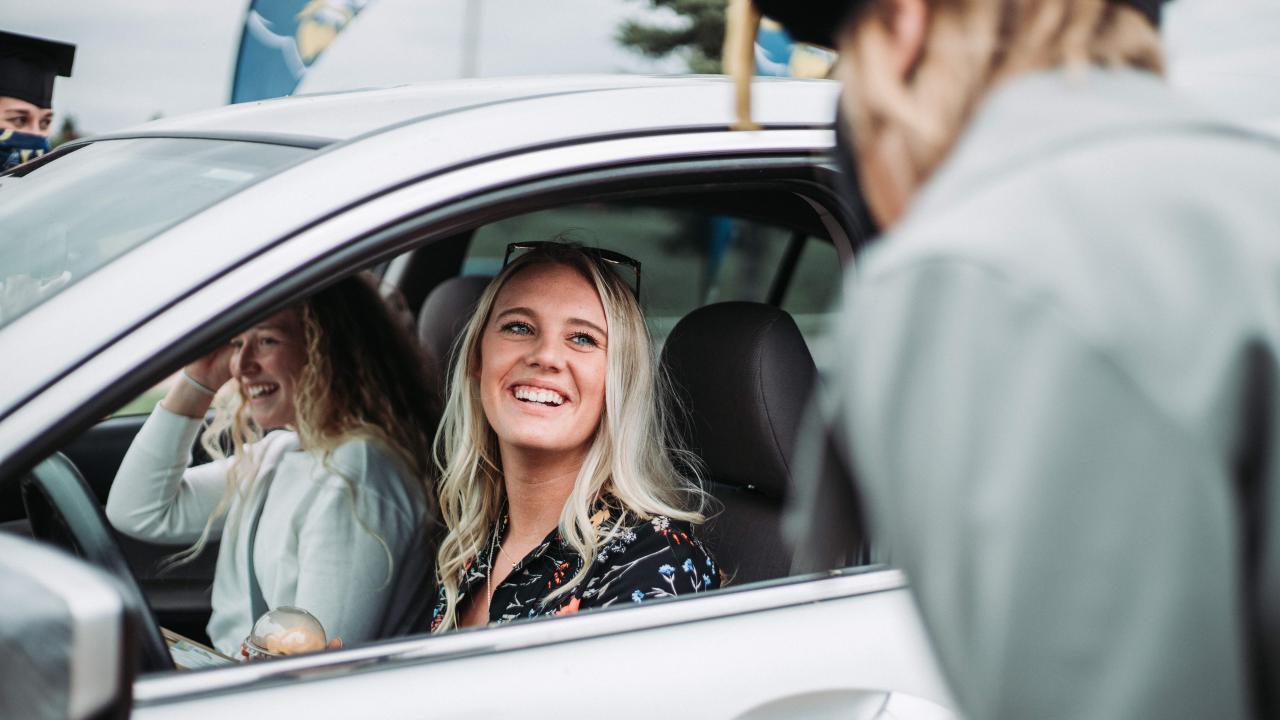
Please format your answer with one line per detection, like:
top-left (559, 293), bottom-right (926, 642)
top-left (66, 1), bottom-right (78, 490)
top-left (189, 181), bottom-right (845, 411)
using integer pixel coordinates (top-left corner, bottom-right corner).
top-left (107, 273), bottom-right (438, 656)
top-left (431, 242), bottom-right (718, 631)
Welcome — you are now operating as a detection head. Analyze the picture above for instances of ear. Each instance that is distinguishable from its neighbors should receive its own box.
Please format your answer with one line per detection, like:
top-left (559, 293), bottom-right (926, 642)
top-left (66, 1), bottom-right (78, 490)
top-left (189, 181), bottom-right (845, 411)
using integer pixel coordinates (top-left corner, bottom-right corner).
top-left (882, 0), bottom-right (929, 81)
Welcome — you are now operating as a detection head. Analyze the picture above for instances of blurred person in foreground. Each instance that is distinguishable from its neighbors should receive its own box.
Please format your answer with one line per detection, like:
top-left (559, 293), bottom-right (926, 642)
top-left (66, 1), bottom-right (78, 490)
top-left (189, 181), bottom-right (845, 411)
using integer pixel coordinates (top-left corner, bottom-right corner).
top-left (0, 30), bottom-right (74, 171)
top-left (730, 0), bottom-right (1280, 717)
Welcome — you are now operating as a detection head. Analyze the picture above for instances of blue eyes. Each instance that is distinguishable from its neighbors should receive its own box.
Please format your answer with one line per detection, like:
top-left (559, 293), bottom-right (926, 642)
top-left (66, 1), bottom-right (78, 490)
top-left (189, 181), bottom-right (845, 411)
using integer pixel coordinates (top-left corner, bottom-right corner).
top-left (502, 321), bottom-right (534, 336)
top-left (499, 321), bottom-right (601, 348)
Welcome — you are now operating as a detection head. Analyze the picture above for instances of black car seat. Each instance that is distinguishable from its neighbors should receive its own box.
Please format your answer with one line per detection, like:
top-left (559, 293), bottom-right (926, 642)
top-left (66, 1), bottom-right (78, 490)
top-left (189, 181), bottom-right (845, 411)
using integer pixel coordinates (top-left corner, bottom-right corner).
top-left (660, 301), bottom-right (817, 585)
top-left (416, 275), bottom-right (492, 395)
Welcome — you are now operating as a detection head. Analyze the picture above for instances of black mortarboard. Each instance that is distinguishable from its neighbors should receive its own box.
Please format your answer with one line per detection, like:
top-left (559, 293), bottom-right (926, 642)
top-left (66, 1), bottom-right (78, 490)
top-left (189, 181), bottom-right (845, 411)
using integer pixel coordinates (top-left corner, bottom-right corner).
top-left (751, 0), bottom-right (1167, 49)
top-left (0, 31), bottom-right (76, 108)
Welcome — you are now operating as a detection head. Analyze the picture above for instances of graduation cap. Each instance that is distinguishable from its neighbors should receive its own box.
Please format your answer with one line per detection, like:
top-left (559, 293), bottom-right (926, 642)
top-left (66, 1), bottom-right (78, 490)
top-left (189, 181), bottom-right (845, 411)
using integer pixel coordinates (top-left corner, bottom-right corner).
top-left (0, 31), bottom-right (76, 108)
top-left (724, 0), bottom-right (1168, 129)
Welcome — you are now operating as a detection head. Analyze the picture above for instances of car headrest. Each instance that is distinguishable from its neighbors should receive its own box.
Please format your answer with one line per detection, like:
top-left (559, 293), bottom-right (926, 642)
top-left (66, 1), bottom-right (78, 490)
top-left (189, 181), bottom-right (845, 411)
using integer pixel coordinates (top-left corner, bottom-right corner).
top-left (417, 275), bottom-right (492, 389)
top-left (660, 302), bottom-right (817, 500)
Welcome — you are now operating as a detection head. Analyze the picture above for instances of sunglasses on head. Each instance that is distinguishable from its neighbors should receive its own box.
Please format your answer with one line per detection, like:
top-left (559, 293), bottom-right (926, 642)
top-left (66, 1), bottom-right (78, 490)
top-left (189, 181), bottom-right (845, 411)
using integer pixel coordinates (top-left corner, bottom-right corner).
top-left (502, 241), bottom-right (642, 300)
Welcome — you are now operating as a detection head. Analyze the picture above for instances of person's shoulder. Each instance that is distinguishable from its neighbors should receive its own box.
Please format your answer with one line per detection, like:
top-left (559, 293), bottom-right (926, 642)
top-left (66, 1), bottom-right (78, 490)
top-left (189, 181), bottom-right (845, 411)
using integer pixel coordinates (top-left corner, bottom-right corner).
top-left (599, 513), bottom-right (716, 571)
top-left (631, 514), bottom-right (698, 544)
top-left (324, 435), bottom-right (408, 473)
top-left (326, 435), bottom-right (381, 466)
top-left (312, 437), bottom-right (424, 502)
top-left (580, 511), bottom-right (720, 607)
top-left (250, 427), bottom-right (301, 464)
top-left (864, 70), bottom-right (1280, 285)
top-left (853, 102), bottom-right (1280, 364)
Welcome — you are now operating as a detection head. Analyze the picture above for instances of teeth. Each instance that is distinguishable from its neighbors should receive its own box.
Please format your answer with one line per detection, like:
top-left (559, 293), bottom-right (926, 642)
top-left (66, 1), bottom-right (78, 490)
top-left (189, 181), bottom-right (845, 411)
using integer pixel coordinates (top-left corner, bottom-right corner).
top-left (247, 383), bottom-right (279, 399)
top-left (513, 386), bottom-right (565, 406)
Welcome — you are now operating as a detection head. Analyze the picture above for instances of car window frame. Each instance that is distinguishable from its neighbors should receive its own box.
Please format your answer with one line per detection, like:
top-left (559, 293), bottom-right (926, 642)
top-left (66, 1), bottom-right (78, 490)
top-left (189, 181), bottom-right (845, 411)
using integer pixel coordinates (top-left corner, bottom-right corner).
top-left (0, 129), bottom-right (848, 482)
top-left (392, 175), bottom-right (851, 346)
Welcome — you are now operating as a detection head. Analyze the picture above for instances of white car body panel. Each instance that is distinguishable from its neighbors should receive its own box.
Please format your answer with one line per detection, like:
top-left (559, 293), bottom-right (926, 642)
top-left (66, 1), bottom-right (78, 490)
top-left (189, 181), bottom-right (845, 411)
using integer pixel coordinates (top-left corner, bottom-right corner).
top-left (133, 572), bottom-right (955, 718)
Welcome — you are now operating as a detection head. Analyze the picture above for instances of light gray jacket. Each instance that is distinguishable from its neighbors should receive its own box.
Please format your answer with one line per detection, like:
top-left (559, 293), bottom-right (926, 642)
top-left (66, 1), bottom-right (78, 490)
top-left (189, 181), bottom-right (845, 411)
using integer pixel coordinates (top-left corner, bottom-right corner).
top-left (827, 68), bottom-right (1280, 718)
top-left (107, 407), bottom-right (432, 655)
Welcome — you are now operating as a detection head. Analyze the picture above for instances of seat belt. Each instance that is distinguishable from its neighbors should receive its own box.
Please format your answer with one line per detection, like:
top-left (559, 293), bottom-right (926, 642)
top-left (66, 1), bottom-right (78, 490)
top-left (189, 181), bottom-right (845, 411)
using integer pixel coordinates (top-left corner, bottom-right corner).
top-left (244, 463), bottom-right (280, 623)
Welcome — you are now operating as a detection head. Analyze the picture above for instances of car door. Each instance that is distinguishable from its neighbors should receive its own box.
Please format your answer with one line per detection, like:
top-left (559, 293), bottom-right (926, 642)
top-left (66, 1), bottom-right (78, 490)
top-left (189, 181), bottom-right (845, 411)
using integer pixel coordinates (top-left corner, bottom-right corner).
top-left (134, 570), bottom-right (953, 719)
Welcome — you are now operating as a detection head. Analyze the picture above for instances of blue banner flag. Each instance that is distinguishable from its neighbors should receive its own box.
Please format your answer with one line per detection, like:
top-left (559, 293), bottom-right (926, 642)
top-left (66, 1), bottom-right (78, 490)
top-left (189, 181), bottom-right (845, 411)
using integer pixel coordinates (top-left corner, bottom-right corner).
top-left (754, 21), bottom-right (793, 77)
top-left (754, 19), bottom-right (836, 79)
top-left (231, 0), bottom-right (371, 103)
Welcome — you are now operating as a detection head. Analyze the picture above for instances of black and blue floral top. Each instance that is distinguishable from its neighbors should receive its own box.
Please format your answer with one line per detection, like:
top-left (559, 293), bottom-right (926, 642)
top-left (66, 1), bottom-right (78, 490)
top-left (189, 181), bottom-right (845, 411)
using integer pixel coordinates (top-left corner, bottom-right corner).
top-left (431, 505), bottom-right (720, 629)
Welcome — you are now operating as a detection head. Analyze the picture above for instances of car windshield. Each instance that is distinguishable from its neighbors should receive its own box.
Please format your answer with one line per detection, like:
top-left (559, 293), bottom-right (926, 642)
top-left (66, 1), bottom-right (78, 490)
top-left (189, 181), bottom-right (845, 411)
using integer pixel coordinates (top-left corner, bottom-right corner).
top-left (0, 138), bottom-right (310, 329)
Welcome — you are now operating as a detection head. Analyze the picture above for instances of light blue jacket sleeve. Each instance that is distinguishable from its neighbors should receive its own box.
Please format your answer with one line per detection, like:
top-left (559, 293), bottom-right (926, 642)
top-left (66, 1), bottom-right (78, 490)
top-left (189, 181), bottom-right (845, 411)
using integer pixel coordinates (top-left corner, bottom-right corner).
top-left (839, 259), bottom-right (1249, 719)
top-left (105, 406), bottom-right (231, 544)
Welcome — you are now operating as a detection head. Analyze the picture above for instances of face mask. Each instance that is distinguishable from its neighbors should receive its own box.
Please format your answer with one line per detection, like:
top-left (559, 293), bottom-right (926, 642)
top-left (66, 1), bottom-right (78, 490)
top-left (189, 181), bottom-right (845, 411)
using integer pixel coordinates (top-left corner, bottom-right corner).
top-left (0, 128), bottom-right (51, 172)
top-left (832, 101), bottom-right (881, 248)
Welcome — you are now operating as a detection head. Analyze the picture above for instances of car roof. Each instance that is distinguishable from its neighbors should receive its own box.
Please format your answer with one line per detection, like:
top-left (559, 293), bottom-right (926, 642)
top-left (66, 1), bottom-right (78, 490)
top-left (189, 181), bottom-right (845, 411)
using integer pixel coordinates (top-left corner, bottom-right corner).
top-left (118, 75), bottom-right (835, 148)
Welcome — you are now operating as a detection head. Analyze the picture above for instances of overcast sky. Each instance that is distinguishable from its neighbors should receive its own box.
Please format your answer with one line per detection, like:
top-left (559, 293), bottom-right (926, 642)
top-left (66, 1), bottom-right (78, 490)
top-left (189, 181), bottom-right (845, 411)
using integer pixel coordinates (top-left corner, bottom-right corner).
top-left (1, 0), bottom-right (1277, 135)
top-left (0, 0), bottom-right (684, 133)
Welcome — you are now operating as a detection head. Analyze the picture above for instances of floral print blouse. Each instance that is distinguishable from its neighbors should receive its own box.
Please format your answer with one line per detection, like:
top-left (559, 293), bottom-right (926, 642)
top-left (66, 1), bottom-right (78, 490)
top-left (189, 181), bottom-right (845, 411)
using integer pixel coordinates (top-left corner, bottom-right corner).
top-left (431, 506), bottom-right (719, 629)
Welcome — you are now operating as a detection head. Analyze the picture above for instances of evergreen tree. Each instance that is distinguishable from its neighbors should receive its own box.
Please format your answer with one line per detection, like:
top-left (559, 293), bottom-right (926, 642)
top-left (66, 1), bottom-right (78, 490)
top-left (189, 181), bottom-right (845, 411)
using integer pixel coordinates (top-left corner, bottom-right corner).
top-left (50, 116), bottom-right (81, 148)
top-left (617, 0), bottom-right (726, 74)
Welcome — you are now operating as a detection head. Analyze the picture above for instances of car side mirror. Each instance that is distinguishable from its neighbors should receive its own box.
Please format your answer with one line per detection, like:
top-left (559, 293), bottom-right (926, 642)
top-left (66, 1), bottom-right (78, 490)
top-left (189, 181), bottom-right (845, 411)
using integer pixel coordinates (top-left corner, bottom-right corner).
top-left (0, 534), bottom-right (135, 719)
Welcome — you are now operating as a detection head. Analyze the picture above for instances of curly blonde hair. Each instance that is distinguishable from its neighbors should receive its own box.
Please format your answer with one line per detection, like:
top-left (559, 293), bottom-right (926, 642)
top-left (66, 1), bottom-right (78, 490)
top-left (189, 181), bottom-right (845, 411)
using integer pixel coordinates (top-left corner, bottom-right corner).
top-left (844, 0), bottom-right (1164, 188)
top-left (165, 273), bottom-right (439, 570)
top-left (432, 244), bottom-right (706, 631)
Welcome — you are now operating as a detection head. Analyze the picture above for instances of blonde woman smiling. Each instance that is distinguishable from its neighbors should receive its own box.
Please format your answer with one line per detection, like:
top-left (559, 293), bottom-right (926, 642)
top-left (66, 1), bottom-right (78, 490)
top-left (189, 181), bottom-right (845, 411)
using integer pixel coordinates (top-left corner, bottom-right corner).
top-left (431, 242), bottom-right (718, 631)
top-left (107, 274), bottom-right (438, 656)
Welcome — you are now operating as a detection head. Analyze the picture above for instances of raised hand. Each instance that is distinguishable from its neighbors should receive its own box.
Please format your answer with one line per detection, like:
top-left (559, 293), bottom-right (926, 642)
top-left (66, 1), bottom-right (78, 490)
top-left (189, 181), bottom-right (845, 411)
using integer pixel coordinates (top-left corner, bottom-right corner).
top-left (161, 342), bottom-right (235, 418)
top-left (184, 342), bottom-right (235, 393)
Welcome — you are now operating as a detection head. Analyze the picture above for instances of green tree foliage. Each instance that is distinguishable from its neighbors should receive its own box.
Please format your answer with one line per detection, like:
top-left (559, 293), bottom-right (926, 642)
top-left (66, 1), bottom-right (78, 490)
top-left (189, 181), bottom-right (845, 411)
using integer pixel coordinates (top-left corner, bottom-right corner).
top-left (617, 0), bottom-right (726, 74)
top-left (50, 116), bottom-right (82, 148)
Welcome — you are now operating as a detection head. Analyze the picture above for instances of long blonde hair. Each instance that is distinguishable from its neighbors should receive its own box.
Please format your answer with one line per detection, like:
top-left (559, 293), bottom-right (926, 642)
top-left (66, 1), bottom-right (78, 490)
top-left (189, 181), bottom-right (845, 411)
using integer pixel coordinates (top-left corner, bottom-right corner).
top-left (165, 273), bottom-right (440, 570)
top-left (432, 243), bottom-right (706, 631)
top-left (845, 0), bottom-right (1165, 188)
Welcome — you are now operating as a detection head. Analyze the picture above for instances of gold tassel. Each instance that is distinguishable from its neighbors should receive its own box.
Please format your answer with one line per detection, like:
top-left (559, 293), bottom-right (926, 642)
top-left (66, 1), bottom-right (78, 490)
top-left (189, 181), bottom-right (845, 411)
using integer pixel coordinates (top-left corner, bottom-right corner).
top-left (723, 0), bottom-right (763, 131)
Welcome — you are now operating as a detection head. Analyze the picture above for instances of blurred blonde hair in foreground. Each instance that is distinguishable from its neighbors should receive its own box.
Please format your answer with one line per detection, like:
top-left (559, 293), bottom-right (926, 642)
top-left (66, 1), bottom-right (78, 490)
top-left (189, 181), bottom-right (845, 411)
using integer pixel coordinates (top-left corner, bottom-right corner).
top-left (841, 0), bottom-right (1165, 186)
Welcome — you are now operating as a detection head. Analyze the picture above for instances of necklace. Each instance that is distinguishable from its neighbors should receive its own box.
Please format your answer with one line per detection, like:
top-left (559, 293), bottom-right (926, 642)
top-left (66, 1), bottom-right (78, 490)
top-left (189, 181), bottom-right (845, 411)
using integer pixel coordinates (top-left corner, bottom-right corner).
top-left (483, 518), bottom-right (522, 619)
top-left (496, 543), bottom-right (521, 570)
top-left (484, 520), bottom-right (500, 619)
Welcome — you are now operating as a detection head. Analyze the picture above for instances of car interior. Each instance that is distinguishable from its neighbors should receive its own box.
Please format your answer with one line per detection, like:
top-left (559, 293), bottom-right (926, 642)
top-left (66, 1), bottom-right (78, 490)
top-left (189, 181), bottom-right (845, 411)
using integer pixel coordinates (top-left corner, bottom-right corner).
top-left (0, 175), bottom-right (870, 674)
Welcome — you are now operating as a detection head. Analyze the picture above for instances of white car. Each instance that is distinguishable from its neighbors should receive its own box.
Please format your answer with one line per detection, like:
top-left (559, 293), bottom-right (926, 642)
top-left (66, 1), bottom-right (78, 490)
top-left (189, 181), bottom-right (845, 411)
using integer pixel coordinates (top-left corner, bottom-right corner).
top-left (0, 75), bottom-right (955, 719)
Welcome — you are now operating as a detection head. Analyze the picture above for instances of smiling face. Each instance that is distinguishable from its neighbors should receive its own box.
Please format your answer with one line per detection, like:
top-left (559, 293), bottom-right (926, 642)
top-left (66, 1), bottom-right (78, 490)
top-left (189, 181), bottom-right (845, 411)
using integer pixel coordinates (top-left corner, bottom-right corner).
top-left (229, 308), bottom-right (308, 431)
top-left (478, 262), bottom-right (609, 464)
